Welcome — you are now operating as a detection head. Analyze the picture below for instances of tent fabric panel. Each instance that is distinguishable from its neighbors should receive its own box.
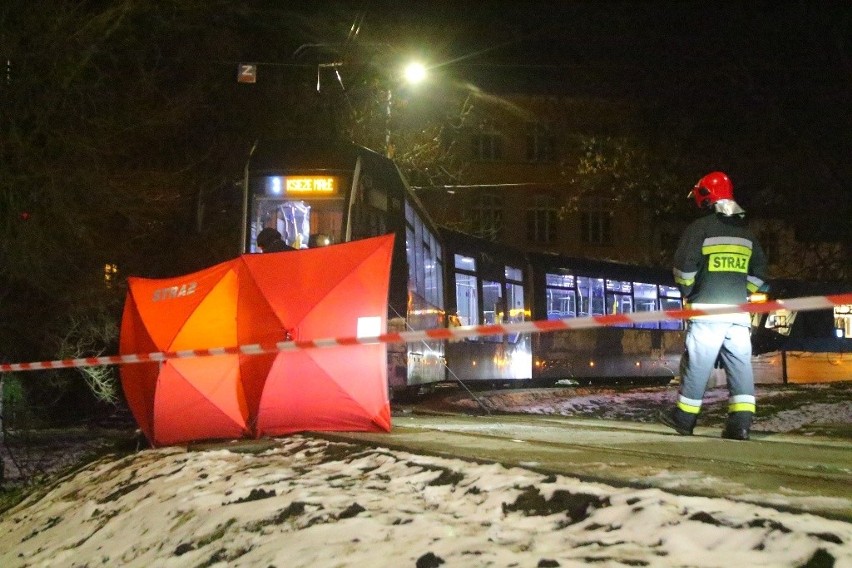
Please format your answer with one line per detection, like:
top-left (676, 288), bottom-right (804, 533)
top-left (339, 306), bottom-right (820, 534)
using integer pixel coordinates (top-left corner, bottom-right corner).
top-left (126, 260), bottom-right (237, 350)
top-left (241, 235), bottom-right (395, 328)
top-left (118, 294), bottom-right (158, 356)
top-left (152, 358), bottom-right (248, 446)
top-left (120, 362), bottom-right (160, 442)
top-left (118, 295), bottom-right (161, 440)
top-left (289, 344), bottom-right (389, 420)
top-left (237, 352), bottom-right (277, 425)
top-left (256, 350), bottom-right (389, 436)
top-left (371, 403), bottom-right (392, 432)
top-left (234, 265), bottom-right (292, 346)
top-left (296, 265), bottom-right (388, 339)
top-left (170, 268), bottom-right (239, 350)
top-left (168, 356), bottom-right (249, 427)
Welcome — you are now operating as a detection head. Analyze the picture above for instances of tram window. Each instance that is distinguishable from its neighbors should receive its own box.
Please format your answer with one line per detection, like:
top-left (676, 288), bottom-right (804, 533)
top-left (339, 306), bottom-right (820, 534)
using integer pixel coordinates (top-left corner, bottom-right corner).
top-left (455, 273), bottom-right (479, 326)
top-left (414, 218), bottom-right (426, 297)
top-left (659, 297), bottom-right (684, 330)
top-left (546, 288), bottom-right (576, 319)
top-left (659, 284), bottom-right (680, 298)
top-left (504, 281), bottom-right (524, 343)
top-left (577, 276), bottom-right (605, 317)
top-left (505, 265), bottom-right (526, 334)
top-left (251, 198), bottom-right (311, 251)
top-left (605, 279), bottom-right (632, 326)
top-left (482, 280), bottom-right (502, 325)
top-left (836, 305), bottom-right (852, 339)
top-left (766, 309), bottom-right (795, 336)
top-left (482, 280), bottom-right (507, 343)
top-left (368, 187), bottom-right (388, 211)
top-left (546, 273), bottom-right (575, 288)
top-left (505, 265), bottom-right (523, 282)
top-left (405, 200), bottom-right (415, 225)
top-left (657, 285), bottom-right (683, 330)
top-left (455, 254), bottom-right (475, 271)
top-left (406, 226), bottom-right (417, 288)
top-left (405, 208), bottom-right (444, 314)
top-left (606, 279), bottom-right (632, 294)
top-left (634, 282), bottom-right (660, 329)
top-left (606, 293), bottom-right (633, 327)
top-left (429, 233), bottom-right (444, 309)
top-left (309, 208), bottom-right (342, 245)
top-left (505, 282), bottom-right (525, 321)
top-left (546, 271), bottom-right (576, 319)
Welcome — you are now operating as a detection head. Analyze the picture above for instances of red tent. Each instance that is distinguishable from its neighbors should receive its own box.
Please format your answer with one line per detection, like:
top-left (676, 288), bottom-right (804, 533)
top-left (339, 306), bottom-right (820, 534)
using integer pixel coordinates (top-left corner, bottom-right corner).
top-left (119, 235), bottom-right (394, 446)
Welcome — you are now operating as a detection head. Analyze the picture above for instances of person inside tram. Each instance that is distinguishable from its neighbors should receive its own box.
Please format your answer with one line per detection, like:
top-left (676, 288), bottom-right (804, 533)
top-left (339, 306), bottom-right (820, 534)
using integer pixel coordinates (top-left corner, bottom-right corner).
top-left (660, 171), bottom-right (768, 441)
top-left (256, 227), bottom-right (295, 253)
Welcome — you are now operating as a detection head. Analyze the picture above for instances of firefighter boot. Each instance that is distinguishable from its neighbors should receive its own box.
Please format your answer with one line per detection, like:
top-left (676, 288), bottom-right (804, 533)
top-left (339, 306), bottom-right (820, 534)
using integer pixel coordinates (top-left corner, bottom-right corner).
top-left (722, 411), bottom-right (752, 440)
top-left (658, 408), bottom-right (697, 436)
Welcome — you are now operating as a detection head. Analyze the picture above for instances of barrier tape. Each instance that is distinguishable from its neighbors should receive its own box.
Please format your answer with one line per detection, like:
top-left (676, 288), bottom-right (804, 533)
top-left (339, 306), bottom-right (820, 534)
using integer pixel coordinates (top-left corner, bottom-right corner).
top-left (2, 293), bottom-right (851, 373)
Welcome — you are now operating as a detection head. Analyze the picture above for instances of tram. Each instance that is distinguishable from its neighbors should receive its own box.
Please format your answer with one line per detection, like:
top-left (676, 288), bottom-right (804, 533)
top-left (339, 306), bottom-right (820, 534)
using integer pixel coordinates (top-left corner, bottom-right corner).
top-left (243, 138), bottom-right (446, 396)
top-left (442, 229), bottom-right (685, 387)
top-left (240, 140), bottom-right (851, 392)
top-left (243, 139), bottom-right (694, 396)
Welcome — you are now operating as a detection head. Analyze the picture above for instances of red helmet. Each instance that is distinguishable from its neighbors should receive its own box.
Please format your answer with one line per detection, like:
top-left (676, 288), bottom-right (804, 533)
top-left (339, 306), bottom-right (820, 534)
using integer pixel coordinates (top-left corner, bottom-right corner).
top-left (690, 171), bottom-right (733, 208)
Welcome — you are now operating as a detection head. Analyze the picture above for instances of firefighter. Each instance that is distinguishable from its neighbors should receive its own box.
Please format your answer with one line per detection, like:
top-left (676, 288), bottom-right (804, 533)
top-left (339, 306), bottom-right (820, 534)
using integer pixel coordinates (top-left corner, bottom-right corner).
top-left (660, 172), bottom-right (768, 440)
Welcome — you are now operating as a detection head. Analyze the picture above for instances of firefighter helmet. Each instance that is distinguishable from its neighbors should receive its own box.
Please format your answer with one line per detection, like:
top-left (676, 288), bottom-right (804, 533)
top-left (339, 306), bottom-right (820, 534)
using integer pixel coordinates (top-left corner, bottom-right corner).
top-left (690, 171), bottom-right (733, 209)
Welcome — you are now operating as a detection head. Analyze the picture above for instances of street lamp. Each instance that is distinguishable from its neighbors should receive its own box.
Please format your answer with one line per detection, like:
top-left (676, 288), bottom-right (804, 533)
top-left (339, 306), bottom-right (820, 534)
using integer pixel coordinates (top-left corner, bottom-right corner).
top-left (403, 62), bottom-right (427, 85)
top-left (385, 60), bottom-right (427, 157)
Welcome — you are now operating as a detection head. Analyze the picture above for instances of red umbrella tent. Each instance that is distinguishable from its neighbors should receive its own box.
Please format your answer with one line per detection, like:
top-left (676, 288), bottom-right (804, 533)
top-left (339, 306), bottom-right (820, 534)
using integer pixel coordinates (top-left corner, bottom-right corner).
top-left (119, 234), bottom-right (394, 446)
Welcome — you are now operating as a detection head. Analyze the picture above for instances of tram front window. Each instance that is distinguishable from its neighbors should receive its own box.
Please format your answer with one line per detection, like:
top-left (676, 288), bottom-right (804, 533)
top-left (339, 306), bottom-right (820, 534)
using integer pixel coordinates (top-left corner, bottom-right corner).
top-left (251, 198), bottom-right (343, 252)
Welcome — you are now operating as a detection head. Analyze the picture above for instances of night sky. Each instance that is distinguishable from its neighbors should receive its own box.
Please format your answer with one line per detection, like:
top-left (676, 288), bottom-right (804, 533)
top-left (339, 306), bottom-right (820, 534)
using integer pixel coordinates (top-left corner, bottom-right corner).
top-left (273, 1), bottom-right (850, 234)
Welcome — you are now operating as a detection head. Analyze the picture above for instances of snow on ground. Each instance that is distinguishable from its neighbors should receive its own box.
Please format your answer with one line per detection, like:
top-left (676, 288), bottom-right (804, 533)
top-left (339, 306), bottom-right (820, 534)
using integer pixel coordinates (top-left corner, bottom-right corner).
top-left (2, 435), bottom-right (851, 568)
top-left (2, 383), bottom-right (850, 567)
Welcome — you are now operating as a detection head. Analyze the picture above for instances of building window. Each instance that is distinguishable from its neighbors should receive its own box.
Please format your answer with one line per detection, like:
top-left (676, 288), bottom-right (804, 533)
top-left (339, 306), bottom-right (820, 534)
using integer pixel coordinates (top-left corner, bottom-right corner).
top-left (471, 192), bottom-right (503, 240)
top-left (104, 263), bottom-right (118, 288)
top-left (472, 123), bottom-right (504, 161)
top-left (526, 194), bottom-right (557, 244)
top-left (526, 122), bottom-right (555, 162)
top-left (579, 197), bottom-right (613, 245)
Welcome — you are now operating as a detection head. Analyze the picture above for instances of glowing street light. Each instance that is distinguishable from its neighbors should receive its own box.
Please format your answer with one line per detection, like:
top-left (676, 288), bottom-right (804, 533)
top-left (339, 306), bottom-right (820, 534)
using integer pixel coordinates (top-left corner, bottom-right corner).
top-left (403, 61), bottom-right (427, 85)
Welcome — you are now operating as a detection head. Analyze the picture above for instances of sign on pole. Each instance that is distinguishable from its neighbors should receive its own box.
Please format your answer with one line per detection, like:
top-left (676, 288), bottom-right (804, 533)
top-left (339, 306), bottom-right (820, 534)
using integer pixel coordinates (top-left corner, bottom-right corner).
top-left (237, 63), bottom-right (257, 84)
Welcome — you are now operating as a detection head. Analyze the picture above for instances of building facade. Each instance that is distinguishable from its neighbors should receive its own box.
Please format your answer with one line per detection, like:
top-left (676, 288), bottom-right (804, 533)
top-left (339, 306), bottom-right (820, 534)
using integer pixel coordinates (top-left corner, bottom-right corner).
top-left (411, 93), bottom-right (677, 267)
top-left (410, 92), bottom-right (849, 282)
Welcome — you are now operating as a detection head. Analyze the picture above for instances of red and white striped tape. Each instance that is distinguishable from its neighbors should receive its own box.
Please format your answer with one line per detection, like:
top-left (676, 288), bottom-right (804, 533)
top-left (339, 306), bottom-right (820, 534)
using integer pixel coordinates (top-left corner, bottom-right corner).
top-left (2, 293), bottom-right (851, 373)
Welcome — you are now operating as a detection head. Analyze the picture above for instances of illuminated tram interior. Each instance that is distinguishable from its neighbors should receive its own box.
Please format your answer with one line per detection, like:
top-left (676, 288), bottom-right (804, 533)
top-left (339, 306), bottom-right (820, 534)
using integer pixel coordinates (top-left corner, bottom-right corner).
top-left (250, 174), bottom-right (345, 252)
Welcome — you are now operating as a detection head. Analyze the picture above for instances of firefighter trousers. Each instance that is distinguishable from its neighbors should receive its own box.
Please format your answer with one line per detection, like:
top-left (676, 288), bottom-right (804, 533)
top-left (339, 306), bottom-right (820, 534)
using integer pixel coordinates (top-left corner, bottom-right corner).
top-left (678, 320), bottom-right (755, 413)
